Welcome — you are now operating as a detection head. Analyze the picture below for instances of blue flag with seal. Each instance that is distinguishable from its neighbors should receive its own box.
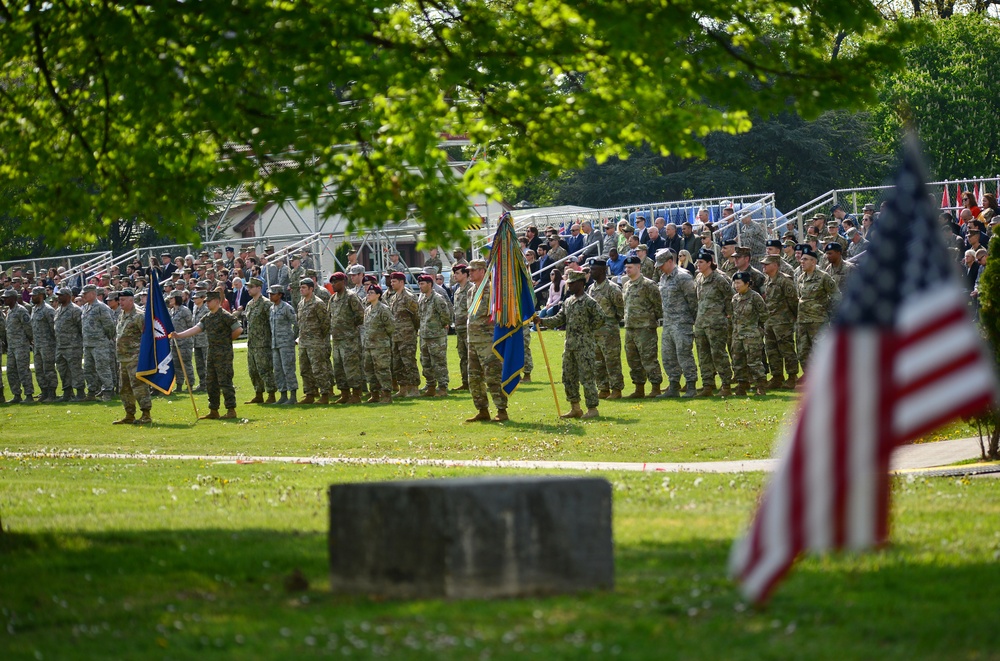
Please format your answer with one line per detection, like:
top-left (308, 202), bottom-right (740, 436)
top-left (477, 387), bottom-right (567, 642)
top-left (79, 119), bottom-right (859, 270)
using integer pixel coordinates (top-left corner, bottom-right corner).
top-left (136, 268), bottom-right (176, 395)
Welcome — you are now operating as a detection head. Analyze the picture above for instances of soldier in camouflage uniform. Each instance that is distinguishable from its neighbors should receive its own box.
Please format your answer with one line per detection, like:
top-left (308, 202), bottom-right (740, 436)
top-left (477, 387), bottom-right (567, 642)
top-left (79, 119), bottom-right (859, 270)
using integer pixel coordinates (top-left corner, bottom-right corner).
top-left (424, 247), bottom-right (443, 274)
top-left (30, 287), bottom-right (59, 402)
top-left (655, 249), bottom-right (699, 398)
top-left (310, 271), bottom-right (331, 303)
top-left (719, 240), bottom-right (738, 279)
top-left (760, 255), bottom-right (799, 390)
top-left (267, 285), bottom-right (298, 404)
top-left (362, 284), bottom-right (394, 403)
top-left (733, 247), bottom-right (766, 293)
top-left (796, 245), bottom-right (839, 371)
top-left (536, 270), bottom-right (604, 418)
top-left (587, 258), bottom-right (625, 399)
top-left (54, 287), bottom-right (84, 402)
top-left (81, 284), bottom-right (117, 401)
top-left (822, 219), bottom-right (848, 252)
top-left (107, 291), bottom-right (121, 392)
top-left (328, 272), bottom-right (365, 403)
top-left (242, 277), bottom-right (277, 404)
top-left (4, 289), bottom-right (33, 403)
top-left (388, 272), bottom-right (420, 397)
top-left (0, 303), bottom-right (5, 403)
top-left (417, 274), bottom-right (451, 395)
top-left (168, 291), bottom-right (195, 393)
top-left (288, 254), bottom-right (305, 310)
top-left (730, 272), bottom-right (768, 396)
top-left (113, 289), bottom-right (152, 424)
top-left (296, 278), bottom-right (333, 404)
top-left (637, 244), bottom-right (657, 281)
top-left (191, 290), bottom-right (210, 391)
top-left (450, 264), bottom-right (473, 391)
top-left (694, 250), bottom-right (734, 397)
top-left (822, 242), bottom-right (854, 293)
top-left (174, 290), bottom-right (242, 418)
top-left (465, 259), bottom-right (509, 421)
top-left (765, 239), bottom-right (795, 277)
top-left (621, 255), bottom-right (663, 398)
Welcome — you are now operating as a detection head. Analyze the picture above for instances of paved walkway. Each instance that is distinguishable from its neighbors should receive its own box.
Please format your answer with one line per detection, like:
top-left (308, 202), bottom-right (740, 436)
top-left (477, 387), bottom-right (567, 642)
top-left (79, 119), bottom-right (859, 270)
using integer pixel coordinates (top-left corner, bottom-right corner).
top-left (1, 438), bottom-right (983, 474)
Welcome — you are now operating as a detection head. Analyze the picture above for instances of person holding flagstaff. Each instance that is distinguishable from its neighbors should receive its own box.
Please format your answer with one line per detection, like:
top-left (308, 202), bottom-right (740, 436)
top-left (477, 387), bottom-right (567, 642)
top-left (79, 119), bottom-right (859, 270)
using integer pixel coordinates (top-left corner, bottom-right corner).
top-left (172, 291), bottom-right (243, 419)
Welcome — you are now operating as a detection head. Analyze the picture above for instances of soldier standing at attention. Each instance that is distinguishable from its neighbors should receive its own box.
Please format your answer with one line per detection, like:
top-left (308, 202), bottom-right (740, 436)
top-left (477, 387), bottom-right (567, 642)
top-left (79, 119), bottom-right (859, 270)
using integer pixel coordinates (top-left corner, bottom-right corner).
top-left (417, 274), bottom-right (451, 396)
top-left (81, 284), bottom-right (117, 401)
top-left (450, 263), bottom-right (474, 391)
top-left (4, 289), bottom-right (33, 404)
top-left (107, 291), bottom-right (121, 392)
top-left (328, 271), bottom-right (365, 404)
top-left (54, 287), bottom-right (84, 402)
top-left (465, 259), bottom-right (508, 422)
top-left (30, 287), bottom-right (60, 402)
top-left (535, 270), bottom-right (604, 419)
top-left (730, 272), bottom-right (768, 396)
top-left (425, 247), bottom-right (443, 274)
top-left (242, 277), bottom-right (277, 404)
top-left (295, 277), bottom-right (333, 404)
top-left (587, 257), bottom-right (625, 400)
top-left (694, 249), bottom-right (734, 397)
top-left (362, 284), bottom-right (394, 403)
top-left (288, 254), bottom-right (305, 309)
top-left (622, 255), bottom-right (663, 399)
top-left (263, 285), bottom-right (296, 405)
top-left (822, 242), bottom-right (854, 293)
top-left (795, 244), bottom-right (839, 372)
top-left (168, 291), bottom-right (195, 394)
top-left (655, 249), bottom-right (699, 398)
top-left (388, 271), bottom-right (420, 398)
top-left (113, 289), bottom-right (152, 425)
top-left (191, 290), bottom-right (210, 391)
top-left (172, 291), bottom-right (242, 419)
top-left (760, 255), bottom-right (799, 390)
top-left (0, 300), bottom-right (6, 403)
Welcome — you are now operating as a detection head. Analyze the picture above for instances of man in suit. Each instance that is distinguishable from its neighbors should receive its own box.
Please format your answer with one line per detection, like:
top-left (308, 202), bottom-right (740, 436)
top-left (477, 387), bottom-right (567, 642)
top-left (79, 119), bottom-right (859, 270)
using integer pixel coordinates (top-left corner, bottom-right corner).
top-left (228, 277), bottom-right (252, 312)
top-left (564, 223), bottom-right (585, 255)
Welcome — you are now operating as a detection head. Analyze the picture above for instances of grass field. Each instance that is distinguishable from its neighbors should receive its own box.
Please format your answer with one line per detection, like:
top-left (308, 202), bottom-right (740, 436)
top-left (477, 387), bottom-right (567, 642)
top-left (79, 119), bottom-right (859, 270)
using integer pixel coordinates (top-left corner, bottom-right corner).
top-left (2, 458), bottom-right (999, 660)
top-left (1, 335), bottom-right (980, 463)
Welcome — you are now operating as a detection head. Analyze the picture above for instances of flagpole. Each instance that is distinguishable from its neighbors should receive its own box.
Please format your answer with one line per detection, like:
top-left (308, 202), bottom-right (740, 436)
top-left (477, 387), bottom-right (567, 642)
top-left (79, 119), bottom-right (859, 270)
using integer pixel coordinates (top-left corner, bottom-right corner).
top-left (172, 336), bottom-right (200, 422)
top-left (531, 317), bottom-right (562, 418)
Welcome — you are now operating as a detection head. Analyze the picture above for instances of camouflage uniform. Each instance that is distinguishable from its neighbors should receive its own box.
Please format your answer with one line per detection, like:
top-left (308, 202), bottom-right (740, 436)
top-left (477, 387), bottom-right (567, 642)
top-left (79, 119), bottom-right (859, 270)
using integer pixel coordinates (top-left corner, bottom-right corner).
top-left (244, 295), bottom-right (276, 394)
top-left (425, 256), bottom-right (443, 274)
top-left (363, 300), bottom-right (394, 391)
top-left (659, 268), bottom-right (699, 387)
top-left (328, 290), bottom-right (365, 391)
top-left (731, 288), bottom-right (767, 383)
top-left (824, 260), bottom-right (855, 293)
top-left (762, 272), bottom-right (799, 382)
top-left (116, 306), bottom-right (151, 414)
top-left (297, 294), bottom-right (332, 396)
top-left (199, 307), bottom-right (242, 411)
top-left (269, 298), bottom-right (298, 392)
top-left (32, 302), bottom-right (60, 394)
top-left (537, 291), bottom-right (604, 408)
top-left (192, 300), bottom-right (210, 389)
top-left (741, 266), bottom-right (766, 294)
top-left (822, 232), bottom-right (848, 252)
top-left (389, 287), bottom-right (420, 388)
top-left (694, 270), bottom-right (734, 388)
top-left (587, 279), bottom-right (625, 392)
top-left (796, 268), bottom-right (838, 367)
top-left (640, 257), bottom-right (657, 281)
top-left (0, 311), bottom-right (5, 397)
top-left (418, 289), bottom-right (452, 389)
top-left (523, 327), bottom-right (533, 377)
top-left (169, 303), bottom-right (195, 390)
top-left (82, 299), bottom-right (117, 395)
top-left (5, 303), bottom-right (33, 397)
top-left (452, 280), bottom-right (474, 386)
top-left (467, 280), bottom-right (507, 412)
top-left (55, 303), bottom-right (84, 392)
top-left (288, 265), bottom-right (306, 309)
top-left (622, 275), bottom-right (662, 386)
top-left (738, 220), bottom-right (769, 260)
top-left (720, 258), bottom-right (738, 280)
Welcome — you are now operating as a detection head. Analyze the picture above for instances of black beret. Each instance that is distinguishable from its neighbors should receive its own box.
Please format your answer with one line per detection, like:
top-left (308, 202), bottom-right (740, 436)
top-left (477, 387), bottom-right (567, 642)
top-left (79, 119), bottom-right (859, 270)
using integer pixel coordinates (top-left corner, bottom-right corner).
top-left (824, 242), bottom-right (842, 252)
top-left (623, 255), bottom-right (642, 265)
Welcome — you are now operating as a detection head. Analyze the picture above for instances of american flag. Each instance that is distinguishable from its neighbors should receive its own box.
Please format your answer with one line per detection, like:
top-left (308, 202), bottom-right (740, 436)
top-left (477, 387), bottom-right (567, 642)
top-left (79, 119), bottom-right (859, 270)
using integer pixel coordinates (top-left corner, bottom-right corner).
top-left (729, 137), bottom-right (998, 604)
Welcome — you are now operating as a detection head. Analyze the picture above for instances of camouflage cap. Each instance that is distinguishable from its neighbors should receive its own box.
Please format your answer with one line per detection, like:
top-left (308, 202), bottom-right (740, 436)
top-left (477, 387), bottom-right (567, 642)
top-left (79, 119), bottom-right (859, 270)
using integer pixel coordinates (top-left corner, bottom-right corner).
top-left (783, 239), bottom-right (797, 248)
top-left (300, 277), bottom-right (315, 288)
top-left (268, 285), bottom-right (284, 295)
top-left (469, 259), bottom-right (487, 270)
top-left (2, 288), bottom-right (18, 297)
top-left (700, 230), bottom-right (714, 238)
top-left (654, 248), bottom-right (676, 266)
top-left (846, 228), bottom-right (858, 238)
top-left (306, 269), bottom-right (320, 278)
top-left (811, 213), bottom-right (828, 221)
top-left (82, 284), bottom-right (98, 294)
top-left (31, 286), bottom-right (46, 296)
top-left (106, 291), bottom-right (119, 301)
top-left (636, 243), bottom-right (648, 253)
top-left (565, 270), bottom-right (587, 283)
top-left (57, 286), bottom-right (74, 296)
top-left (761, 255), bottom-right (782, 266)
top-left (863, 203), bottom-right (876, 212)
top-left (206, 291), bottom-right (222, 302)
top-left (192, 290), bottom-right (206, 299)
top-left (347, 264), bottom-right (366, 276)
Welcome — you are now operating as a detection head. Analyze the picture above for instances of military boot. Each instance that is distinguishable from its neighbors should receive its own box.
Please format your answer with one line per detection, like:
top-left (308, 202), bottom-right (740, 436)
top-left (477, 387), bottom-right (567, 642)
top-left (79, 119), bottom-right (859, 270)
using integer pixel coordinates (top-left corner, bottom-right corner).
top-left (84, 390), bottom-right (98, 402)
top-left (435, 387), bottom-right (449, 397)
top-left (59, 390), bottom-right (74, 403)
top-left (347, 388), bottom-right (362, 404)
top-left (755, 379), bottom-right (768, 396)
top-left (200, 409), bottom-right (220, 420)
top-left (450, 382), bottom-right (469, 392)
top-left (560, 402), bottom-right (583, 419)
top-left (245, 392), bottom-right (265, 404)
top-left (493, 409), bottom-right (509, 422)
top-left (465, 408), bottom-right (491, 422)
top-left (265, 392), bottom-right (277, 404)
top-left (734, 382), bottom-right (749, 397)
top-left (391, 379), bottom-right (399, 393)
top-left (112, 412), bottom-right (135, 425)
top-left (598, 389), bottom-right (611, 400)
top-left (21, 394), bottom-right (35, 404)
top-left (276, 391), bottom-right (289, 405)
top-left (521, 373), bottom-right (532, 383)
top-left (10, 393), bottom-right (22, 404)
top-left (0, 391), bottom-right (6, 404)
top-left (37, 389), bottom-right (55, 404)
top-left (717, 384), bottom-right (733, 397)
top-left (683, 381), bottom-right (698, 398)
top-left (659, 381), bottom-right (680, 398)
top-left (406, 386), bottom-right (422, 398)
top-left (135, 410), bottom-right (152, 425)
top-left (285, 391), bottom-right (298, 405)
top-left (608, 389), bottom-right (623, 400)
top-left (366, 391), bottom-right (380, 403)
top-left (100, 390), bottom-right (113, 402)
top-left (221, 408), bottom-right (237, 419)
top-left (648, 383), bottom-right (663, 397)
top-left (582, 407), bottom-right (600, 419)
top-left (782, 375), bottom-right (797, 390)
top-left (379, 390), bottom-right (393, 404)
top-left (697, 384), bottom-right (715, 398)
top-left (422, 384), bottom-right (436, 397)
top-left (627, 383), bottom-right (646, 399)
top-left (335, 389), bottom-right (351, 404)
top-left (317, 393), bottom-right (330, 405)
top-left (73, 388), bottom-right (88, 402)
top-left (767, 375), bottom-right (784, 390)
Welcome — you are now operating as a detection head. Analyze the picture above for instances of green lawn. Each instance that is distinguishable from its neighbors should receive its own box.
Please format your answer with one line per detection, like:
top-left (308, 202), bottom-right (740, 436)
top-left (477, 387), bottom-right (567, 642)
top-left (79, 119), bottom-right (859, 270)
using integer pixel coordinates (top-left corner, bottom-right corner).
top-left (2, 458), bottom-right (999, 660)
top-left (1, 336), bottom-right (979, 463)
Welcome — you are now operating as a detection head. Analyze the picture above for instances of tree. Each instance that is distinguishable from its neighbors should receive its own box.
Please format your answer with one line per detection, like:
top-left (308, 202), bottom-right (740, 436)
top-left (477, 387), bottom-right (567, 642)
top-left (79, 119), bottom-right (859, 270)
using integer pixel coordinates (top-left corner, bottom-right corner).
top-left (0, 0), bottom-right (915, 249)
top-left (971, 232), bottom-right (1000, 459)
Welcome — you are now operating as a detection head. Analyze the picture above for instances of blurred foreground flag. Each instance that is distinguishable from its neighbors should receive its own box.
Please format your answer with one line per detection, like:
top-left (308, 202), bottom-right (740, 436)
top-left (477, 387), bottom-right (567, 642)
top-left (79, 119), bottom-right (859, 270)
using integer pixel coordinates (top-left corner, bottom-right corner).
top-left (136, 268), bottom-right (176, 395)
top-left (729, 136), bottom-right (998, 604)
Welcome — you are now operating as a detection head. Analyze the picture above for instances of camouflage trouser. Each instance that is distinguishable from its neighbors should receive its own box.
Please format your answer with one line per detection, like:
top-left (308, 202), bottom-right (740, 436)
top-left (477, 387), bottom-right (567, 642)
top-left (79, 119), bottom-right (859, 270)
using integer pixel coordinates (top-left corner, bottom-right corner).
top-left (391, 339), bottom-right (419, 387)
top-left (594, 326), bottom-right (624, 391)
top-left (732, 332), bottom-right (766, 383)
top-left (111, 341), bottom-right (120, 391)
top-left (194, 346), bottom-right (208, 388)
top-left (299, 343), bottom-right (332, 396)
top-left (523, 329), bottom-right (533, 376)
top-left (272, 346), bottom-right (298, 392)
top-left (796, 321), bottom-right (824, 370)
top-left (661, 325), bottom-right (698, 385)
top-left (695, 324), bottom-right (733, 388)
top-left (624, 327), bottom-right (662, 386)
top-left (764, 323), bottom-right (798, 380)
top-left (332, 336), bottom-right (364, 390)
top-left (170, 341), bottom-right (194, 390)
top-left (563, 348), bottom-right (599, 408)
top-left (118, 359), bottom-right (151, 414)
top-left (419, 336), bottom-right (449, 389)
top-left (206, 349), bottom-right (236, 411)
top-left (455, 326), bottom-right (469, 386)
top-left (54, 346), bottom-right (83, 391)
top-left (247, 344), bottom-right (276, 394)
top-left (7, 345), bottom-right (33, 396)
top-left (84, 343), bottom-right (115, 393)
top-left (364, 345), bottom-right (393, 391)
top-left (359, 330), bottom-right (372, 391)
top-left (35, 345), bottom-right (58, 391)
top-left (469, 340), bottom-right (507, 412)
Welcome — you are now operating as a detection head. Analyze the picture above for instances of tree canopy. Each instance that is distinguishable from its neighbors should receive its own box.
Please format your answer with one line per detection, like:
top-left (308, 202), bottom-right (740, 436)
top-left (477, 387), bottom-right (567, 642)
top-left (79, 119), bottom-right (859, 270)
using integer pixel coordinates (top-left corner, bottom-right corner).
top-left (0, 0), bottom-right (912, 248)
